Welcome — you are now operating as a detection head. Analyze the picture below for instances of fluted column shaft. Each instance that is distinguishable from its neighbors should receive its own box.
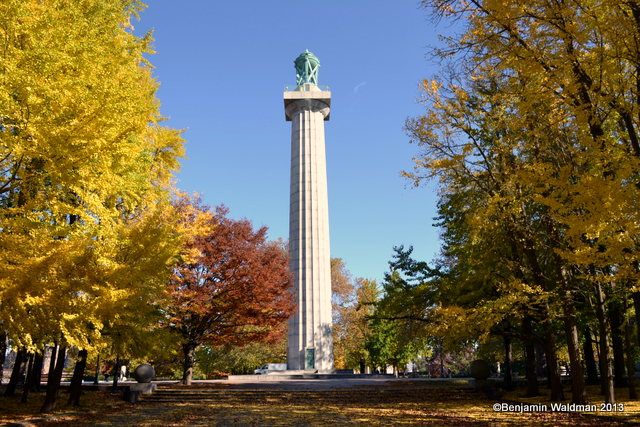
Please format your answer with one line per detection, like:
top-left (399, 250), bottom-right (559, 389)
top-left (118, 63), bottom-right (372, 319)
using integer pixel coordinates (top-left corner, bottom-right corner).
top-left (284, 87), bottom-right (333, 372)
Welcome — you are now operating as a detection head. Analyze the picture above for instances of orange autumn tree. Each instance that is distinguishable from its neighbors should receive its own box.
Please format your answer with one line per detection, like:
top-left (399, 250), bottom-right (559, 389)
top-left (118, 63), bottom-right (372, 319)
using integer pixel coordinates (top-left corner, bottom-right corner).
top-left (168, 203), bottom-right (293, 384)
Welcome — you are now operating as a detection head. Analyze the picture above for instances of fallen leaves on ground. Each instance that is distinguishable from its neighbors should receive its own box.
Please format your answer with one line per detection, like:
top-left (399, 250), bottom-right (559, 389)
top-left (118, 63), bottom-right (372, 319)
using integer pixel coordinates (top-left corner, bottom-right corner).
top-left (0, 381), bottom-right (637, 426)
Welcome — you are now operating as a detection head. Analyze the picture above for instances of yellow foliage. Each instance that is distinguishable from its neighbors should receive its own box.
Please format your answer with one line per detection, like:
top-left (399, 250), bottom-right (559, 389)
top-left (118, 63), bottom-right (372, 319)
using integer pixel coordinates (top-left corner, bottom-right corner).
top-left (0, 1), bottom-right (187, 354)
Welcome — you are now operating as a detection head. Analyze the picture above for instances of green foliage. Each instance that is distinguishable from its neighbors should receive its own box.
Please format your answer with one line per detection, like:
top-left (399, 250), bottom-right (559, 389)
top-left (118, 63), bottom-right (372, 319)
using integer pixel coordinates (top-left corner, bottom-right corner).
top-left (364, 247), bottom-right (437, 370)
top-left (195, 340), bottom-right (287, 376)
top-left (366, 318), bottom-right (417, 370)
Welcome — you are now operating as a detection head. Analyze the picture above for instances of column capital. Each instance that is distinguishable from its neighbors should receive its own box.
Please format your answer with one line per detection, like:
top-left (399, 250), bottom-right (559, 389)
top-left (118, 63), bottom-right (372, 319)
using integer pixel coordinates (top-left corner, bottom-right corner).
top-left (284, 90), bottom-right (331, 121)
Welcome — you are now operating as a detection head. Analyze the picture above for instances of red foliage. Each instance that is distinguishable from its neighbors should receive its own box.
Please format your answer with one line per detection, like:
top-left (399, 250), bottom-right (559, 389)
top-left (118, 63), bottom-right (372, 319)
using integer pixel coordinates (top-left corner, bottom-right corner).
top-left (169, 204), bottom-right (294, 352)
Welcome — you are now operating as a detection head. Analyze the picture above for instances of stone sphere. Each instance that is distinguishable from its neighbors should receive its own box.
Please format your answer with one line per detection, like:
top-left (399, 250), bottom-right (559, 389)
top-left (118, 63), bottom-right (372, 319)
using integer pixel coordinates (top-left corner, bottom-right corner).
top-left (133, 364), bottom-right (155, 383)
top-left (469, 359), bottom-right (491, 380)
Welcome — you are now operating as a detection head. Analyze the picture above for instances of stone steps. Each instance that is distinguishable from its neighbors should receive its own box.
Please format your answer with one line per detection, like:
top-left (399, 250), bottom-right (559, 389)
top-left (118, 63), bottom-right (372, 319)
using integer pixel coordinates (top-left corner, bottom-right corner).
top-left (226, 374), bottom-right (393, 381)
top-left (140, 387), bottom-right (471, 404)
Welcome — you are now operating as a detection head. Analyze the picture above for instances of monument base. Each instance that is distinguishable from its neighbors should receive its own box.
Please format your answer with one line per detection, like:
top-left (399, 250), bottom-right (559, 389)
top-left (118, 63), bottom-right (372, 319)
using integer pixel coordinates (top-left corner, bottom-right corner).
top-left (227, 372), bottom-right (392, 381)
top-left (122, 383), bottom-right (157, 403)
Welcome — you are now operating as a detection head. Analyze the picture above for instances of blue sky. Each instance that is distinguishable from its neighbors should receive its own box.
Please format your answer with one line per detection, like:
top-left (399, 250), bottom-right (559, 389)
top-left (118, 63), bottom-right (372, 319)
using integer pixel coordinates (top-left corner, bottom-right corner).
top-left (135, 1), bottom-right (456, 282)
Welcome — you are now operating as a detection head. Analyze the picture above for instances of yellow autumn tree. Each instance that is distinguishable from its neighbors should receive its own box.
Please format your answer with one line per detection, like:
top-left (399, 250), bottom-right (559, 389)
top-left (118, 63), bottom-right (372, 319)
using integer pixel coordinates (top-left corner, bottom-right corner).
top-left (0, 0), bottom-right (193, 410)
top-left (409, 0), bottom-right (640, 404)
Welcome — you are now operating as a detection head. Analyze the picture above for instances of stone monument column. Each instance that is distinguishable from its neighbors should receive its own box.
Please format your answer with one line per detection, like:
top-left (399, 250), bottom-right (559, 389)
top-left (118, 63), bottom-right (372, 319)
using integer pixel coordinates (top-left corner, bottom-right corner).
top-left (284, 51), bottom-right (334, 372)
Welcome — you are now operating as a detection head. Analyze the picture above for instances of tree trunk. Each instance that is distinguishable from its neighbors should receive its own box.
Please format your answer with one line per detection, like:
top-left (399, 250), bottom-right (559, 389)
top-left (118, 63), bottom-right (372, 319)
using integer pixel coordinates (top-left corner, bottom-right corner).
top-left (182, 343), bottom-right (195, 385)
top-left (562, 297), bottom-right (585, 404)
top-left (608, 300), bottom-right (627, 387)
top-left (583, 327), bottom-right (599, 385)
top-left (535, 343), bottom-right (546, 378)
top-left (111, 357), bottom-right (121, 391)
top-left (94, 354), bottom-right (100, 385)
top-left (20, 353), bottom-right (34, 403)
top-left (0, 331), bottom-right (7, 384)
top-left (4, 347), bottom-right (26, 396)
top-left (522, 317), bottom-right (539, 396)
top-left (47, 343), bottom-right (58, 383)
top-left (624, 300), bottom-right (637, 400)
top-left (68, 349), bottom-right (88, 406)
top-left (543, 329), bottom-right (564, 401)
top-left (595, 283), bottom-right (615, 404)
top-left (30, 352), bottom-right (44, 392)
top-left (633, 292), bottom-right (640, 347)
top-left (503, 334), bottom-right (513, 390)
top-left (41, 345), bottom-right (67, 413)
top-left (595, 332), bottom-right (606, 395)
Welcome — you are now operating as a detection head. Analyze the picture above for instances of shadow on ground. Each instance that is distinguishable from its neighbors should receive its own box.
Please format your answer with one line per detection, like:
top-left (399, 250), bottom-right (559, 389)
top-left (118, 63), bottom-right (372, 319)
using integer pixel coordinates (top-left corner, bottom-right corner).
top-left (1, 379), bottom-right (637, 426)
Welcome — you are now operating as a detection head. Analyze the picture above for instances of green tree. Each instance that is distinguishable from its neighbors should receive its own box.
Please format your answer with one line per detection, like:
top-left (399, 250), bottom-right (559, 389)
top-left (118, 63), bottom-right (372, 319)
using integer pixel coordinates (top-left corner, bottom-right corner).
top-left (195, 339), bottom-right (287, 377)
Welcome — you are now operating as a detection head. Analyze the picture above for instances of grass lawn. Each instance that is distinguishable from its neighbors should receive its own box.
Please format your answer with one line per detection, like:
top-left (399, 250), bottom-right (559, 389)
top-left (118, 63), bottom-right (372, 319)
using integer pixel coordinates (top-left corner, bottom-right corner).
top-left (0, 381), bottom-right (638, 426)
